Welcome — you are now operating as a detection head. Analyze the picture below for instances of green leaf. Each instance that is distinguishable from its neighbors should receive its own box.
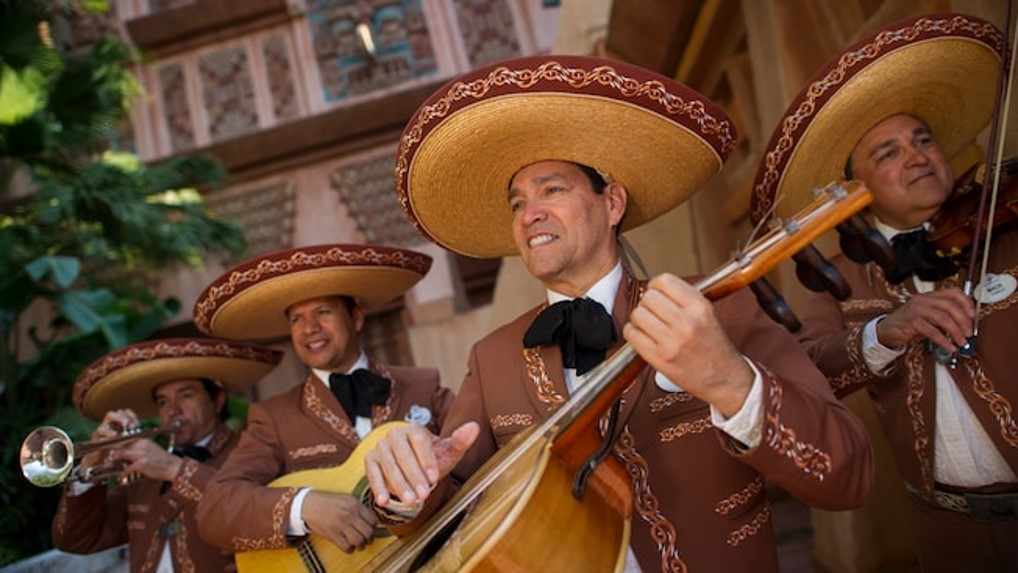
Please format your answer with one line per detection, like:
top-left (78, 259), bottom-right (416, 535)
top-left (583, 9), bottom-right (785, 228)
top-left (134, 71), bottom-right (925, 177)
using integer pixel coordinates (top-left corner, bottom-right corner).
top-left (0, 65), bottom-right (45, 124)
top-left (24, 255), bottom-right (80, 288)
top-left (56, 287), bottom-right (115, 333)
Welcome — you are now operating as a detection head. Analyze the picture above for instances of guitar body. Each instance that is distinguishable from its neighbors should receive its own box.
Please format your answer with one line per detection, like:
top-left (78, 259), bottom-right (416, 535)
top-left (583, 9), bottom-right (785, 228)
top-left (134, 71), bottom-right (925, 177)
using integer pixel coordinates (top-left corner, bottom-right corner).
top-left (377, 432), bottom-right (631, 572)
top-left (234, 421), bottom-right (406, 573)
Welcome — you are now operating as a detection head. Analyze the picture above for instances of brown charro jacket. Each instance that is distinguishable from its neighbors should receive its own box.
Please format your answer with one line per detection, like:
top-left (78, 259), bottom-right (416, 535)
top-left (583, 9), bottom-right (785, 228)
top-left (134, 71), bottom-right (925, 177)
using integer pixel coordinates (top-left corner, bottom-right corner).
top-left (797, 225), bottom-right (1018, 501)
top-left (197, 361), bottom-right (453, 552)
top-left (433, 274), bottom-right (873, 572)
top-left (52, 423), bottom-right (239, 573)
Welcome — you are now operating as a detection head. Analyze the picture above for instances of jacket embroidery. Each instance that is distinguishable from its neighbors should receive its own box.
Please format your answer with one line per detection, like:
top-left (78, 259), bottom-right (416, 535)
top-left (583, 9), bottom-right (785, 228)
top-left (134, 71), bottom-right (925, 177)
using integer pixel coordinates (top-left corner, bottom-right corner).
top-left (715, 477), bottom-right (764, 516)
top-left (762, 366), bottom-right (832, 480)
top-left (614, 427), bottom-right (687, 573)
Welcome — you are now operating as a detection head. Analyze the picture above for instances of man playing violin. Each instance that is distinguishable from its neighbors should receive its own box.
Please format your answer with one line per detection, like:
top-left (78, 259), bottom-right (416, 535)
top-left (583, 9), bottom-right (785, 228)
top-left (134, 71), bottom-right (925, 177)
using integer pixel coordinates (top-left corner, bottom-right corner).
top-left (363, 55), bottom-right (874, 572)
top-left (51, 337), bottom-right (282, 573)
top-left (751, 14), bottom-right (1018, 572)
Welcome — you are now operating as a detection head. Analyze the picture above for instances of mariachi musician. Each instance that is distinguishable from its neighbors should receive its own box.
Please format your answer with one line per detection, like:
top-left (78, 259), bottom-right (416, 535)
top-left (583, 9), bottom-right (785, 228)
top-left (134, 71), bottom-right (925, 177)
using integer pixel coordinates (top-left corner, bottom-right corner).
top-left (51, 337), bottom-right (282, 572)
top-left (751, 13), bottom-right (1018, 572)
top-left (363, 55), bottom-right (874, 572)
top-left (193, 244), bottom-right (454, 561)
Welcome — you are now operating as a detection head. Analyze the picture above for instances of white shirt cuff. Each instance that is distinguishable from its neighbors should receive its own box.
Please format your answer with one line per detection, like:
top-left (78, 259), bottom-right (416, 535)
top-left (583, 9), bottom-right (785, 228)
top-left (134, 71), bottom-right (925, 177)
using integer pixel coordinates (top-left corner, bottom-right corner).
top-left (287, 487), bottom-right (313, 536)
top-left (862, 316), bottom-right (905, 373)
top-left (710, 358), bottom-right (764, 449)
top-left (656, 358), bottom-right (763, 449)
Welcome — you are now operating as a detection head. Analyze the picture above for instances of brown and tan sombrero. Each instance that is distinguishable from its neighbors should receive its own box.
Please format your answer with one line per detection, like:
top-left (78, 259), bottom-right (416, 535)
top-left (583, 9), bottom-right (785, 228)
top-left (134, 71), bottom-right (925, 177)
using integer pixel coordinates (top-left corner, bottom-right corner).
top-left (193, 243), bottom-right (432, 340)
top-left (751, 13), bottom-right (1004, 225)
top-left (73, 338), bottom-right (283, 420)
top-left (395, 55), bottom-right (737, 259)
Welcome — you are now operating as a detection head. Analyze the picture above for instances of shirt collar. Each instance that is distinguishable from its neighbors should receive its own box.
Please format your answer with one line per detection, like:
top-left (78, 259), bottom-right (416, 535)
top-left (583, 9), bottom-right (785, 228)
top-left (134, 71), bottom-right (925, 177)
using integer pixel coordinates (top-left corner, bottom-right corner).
top-left (546, 262), bottom-right (622, 315)
top-left (873, 217), bottom-right (927, 241)
top-left (312, 350), bottom-right (369, 386)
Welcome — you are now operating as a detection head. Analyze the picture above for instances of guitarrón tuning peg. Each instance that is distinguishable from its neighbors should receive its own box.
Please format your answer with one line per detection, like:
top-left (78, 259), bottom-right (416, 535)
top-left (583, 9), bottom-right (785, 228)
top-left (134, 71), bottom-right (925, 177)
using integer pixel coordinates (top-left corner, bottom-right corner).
top-left (836, 214), bottom-right (896, 270)
top-left (750, 278), bottom-right (802, 332)
top-left (793, 244), bottom-right (852, 300)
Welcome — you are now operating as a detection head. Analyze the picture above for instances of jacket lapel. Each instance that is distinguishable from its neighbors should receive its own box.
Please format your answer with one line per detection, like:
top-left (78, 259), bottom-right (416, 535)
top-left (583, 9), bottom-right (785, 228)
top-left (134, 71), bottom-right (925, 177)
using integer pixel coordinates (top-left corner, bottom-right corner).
top-left (301, 373), bottom-right (361, 447)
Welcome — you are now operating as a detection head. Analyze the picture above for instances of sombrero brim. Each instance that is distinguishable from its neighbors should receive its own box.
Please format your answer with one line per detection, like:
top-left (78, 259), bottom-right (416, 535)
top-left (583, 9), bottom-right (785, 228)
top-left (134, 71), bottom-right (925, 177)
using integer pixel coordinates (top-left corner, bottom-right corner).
top-left (194, 244), bottom-right (432, 340)
top-left (396, 56), bottom-right (737, 259)
top-left (74, 338), bottom-right (283, 420)
top-left (751, 13), bottom-right (1003, 225)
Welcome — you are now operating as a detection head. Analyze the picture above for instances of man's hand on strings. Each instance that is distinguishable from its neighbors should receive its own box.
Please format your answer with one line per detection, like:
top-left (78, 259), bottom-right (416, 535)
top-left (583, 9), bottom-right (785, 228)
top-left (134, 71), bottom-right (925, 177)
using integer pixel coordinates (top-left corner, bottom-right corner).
top-left (364, 422), bottom-right (479, 508)
top-left (624, 273), bottom-right (754, 418)
top-left (302, 491), bottom-right (378, 553)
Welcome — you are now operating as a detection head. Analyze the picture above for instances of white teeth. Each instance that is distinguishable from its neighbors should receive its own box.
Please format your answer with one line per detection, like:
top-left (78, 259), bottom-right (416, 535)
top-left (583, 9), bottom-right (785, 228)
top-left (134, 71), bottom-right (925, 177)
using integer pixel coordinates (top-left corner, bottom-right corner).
top-left (529, 234), bottom-right (555, 247)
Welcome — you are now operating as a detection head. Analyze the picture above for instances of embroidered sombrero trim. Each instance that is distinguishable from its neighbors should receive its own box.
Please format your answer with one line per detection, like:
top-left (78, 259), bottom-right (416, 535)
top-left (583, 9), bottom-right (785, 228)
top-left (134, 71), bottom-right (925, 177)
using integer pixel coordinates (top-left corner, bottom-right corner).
top-left (193, 246), bottom-right (431, 331)
top-left (751, 14), bottom-right (1005, 224)
top-left (396, 59), bottom-right (736, 242)
top-left (73, 339), bottom-right (280, 410)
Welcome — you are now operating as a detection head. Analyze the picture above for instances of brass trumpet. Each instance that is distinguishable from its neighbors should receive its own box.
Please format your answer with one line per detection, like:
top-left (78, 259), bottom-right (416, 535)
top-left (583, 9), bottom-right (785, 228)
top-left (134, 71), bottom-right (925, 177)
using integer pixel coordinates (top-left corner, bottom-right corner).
top-left (19, 422), bottom-right (178, 487)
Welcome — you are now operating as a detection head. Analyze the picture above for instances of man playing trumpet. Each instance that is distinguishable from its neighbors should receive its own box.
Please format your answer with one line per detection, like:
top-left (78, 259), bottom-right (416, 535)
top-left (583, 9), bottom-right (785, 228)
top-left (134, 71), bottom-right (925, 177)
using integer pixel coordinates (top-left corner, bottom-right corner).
top-left (50, 337), bottom-right (281, 573)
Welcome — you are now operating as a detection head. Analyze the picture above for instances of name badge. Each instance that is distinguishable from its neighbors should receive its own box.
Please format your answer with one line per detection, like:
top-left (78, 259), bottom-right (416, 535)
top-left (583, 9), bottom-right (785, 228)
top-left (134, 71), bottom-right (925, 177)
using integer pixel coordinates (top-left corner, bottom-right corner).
top-left (975, 273), bottom-right (1017, 305)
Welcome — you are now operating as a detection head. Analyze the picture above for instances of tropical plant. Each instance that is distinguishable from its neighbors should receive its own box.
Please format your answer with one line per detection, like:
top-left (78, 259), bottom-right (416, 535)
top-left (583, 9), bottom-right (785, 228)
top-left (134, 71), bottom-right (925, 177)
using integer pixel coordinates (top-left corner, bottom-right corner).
top-left (0, 0), bottom-right (246, 563)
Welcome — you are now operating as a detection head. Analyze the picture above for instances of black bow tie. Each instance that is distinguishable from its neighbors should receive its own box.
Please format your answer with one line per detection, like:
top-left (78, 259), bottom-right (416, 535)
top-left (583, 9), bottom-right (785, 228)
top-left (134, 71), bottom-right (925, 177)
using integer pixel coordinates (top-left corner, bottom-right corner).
top-left (172, 444), bottom-right (211, 462)
top-left (328, 369), bottom-right (391, 419)
top-left (523, 298), bottom-right (617, 375)
top-left (884, 228), bottom-right (958, 285)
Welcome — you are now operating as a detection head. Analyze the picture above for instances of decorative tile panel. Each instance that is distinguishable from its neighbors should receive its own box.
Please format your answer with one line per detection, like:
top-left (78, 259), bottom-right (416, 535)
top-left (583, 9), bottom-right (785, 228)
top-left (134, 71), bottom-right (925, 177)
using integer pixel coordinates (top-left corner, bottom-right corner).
top-left (261, 34), bottom-right (300, 123)
top-left (306, 0), bottom-right (438, 103)
top-left (198, 45), bottom-right (260, 143)
top-left (453, 0), bottom-right (521, 67)
top-left (157, 63), bottom-right (196, 152)
top-left (331, 154), bottom-right (423, 247)
top-left (204, 183), bottom-right (297, 257)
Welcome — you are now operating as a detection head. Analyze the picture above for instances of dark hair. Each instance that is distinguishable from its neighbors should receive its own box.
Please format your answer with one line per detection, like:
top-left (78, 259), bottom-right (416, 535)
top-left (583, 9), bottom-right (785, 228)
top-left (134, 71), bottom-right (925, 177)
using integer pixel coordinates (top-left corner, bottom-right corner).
top-left (284, 295), bottom-right (358, 321)
top-left (151, 377), bottom-right (228, 421)
top-left (573, 162), bottom-right (624, 235)
top-left (574, 162), bottom-right (609, 194)
top-left (336, 295), bottom-right (357, 313)
top-left (199, 378), bottom-right (229, 422)
top-left (844, 156), bottom-right (854, 180)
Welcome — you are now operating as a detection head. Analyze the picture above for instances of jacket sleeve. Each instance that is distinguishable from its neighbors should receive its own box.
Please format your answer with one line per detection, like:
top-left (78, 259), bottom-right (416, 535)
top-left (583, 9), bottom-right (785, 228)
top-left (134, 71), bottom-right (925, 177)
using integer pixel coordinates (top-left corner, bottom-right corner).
top-left (716, 287), bottom-right (875, 510)
top-left (796, 287), bottom-right (897, 397)
top-left (51, 481), bottom-right (128, 554)
top-left (197, 402), bottom-right (297, 552)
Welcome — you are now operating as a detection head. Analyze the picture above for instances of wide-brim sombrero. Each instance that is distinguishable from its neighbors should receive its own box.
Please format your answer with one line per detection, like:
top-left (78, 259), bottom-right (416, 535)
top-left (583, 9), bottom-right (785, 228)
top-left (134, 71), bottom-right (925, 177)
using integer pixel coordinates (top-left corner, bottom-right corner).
top-left (74, 338), bottom-right (283, 420)
top-left (193, 243), bottom-right (432, 340)
top-left (751, 13), bottom-right (1004, 225)
top-left (395, 55), bottom-right (737, 259)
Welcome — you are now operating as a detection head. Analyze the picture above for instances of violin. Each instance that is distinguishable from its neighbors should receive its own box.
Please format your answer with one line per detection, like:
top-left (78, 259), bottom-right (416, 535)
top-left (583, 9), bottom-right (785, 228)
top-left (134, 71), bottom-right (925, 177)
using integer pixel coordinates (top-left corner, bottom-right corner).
top-left (928, 157), bottom-right (1018, 259)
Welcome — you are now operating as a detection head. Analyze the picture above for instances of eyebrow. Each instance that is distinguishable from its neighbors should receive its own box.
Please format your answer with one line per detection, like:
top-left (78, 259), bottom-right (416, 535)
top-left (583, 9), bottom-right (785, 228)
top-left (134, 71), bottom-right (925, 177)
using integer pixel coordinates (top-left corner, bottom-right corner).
top-left (865, 125), bottom-right (931, 162)
top-left (507, 172), bottom-right (571, 202)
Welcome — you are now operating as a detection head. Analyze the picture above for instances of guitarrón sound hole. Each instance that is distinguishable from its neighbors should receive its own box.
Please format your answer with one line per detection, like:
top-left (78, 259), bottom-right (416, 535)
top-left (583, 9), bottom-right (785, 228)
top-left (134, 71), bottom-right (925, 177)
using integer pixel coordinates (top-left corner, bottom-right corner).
top-left (408, 510), bottom-right (467, 572)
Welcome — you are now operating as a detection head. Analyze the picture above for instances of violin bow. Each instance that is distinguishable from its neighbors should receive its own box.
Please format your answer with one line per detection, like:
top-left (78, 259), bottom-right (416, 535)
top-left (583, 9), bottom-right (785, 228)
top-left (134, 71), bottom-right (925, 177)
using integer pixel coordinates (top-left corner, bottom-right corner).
top-left (964, 0), bottom-right (1016, 338)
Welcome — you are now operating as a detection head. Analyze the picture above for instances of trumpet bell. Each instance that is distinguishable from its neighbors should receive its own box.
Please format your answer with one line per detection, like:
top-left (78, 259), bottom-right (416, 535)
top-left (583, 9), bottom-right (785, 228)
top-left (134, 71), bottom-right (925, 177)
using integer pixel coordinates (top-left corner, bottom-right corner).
top-left (20, 426), bottom-right (74, 487)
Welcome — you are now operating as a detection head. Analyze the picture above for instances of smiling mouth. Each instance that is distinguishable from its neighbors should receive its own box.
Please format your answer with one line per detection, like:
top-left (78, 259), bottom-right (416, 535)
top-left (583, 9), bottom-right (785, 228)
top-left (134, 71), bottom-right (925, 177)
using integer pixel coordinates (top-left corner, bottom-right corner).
top-left (306, 340), bottom-right (328, 351)
top-left (528, 233), bottom-right (556, 248)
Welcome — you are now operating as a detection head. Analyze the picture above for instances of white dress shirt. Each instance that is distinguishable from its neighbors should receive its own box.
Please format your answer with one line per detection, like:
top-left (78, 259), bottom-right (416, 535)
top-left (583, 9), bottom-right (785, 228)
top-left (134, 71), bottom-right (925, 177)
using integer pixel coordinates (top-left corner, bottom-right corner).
top-left (288, 351), bottom-right (373, 536)
top-left (861, 220), bottom-right (1016, 487)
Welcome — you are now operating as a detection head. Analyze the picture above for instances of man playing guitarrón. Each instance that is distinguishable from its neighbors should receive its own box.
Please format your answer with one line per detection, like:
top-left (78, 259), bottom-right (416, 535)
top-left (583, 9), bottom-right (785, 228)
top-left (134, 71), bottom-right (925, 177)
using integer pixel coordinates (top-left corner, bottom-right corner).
top-left (363, 55), bottom-right (874, 572)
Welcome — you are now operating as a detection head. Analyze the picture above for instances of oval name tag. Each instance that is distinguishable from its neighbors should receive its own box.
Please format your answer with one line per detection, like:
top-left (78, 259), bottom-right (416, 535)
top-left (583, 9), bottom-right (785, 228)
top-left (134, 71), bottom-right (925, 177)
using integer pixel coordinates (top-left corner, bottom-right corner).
top-left (974, 273), bottom-right (1017, 305)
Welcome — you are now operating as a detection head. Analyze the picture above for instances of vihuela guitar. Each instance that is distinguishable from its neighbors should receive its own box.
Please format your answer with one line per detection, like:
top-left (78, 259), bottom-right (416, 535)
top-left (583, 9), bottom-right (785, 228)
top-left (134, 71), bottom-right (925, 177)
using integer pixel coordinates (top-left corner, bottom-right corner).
top-left (234, 420), bottom-right (408, 573)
